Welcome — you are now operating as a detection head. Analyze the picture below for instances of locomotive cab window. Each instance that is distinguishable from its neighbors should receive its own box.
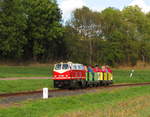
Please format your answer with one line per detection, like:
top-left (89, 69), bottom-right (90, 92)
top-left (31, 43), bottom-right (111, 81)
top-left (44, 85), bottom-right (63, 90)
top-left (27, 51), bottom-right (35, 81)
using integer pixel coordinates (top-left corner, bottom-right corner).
top-left (54, 64), bottom-right (61, 70)
top-left (54, 63), bottom-right (70, 70)
top-left (62, 64), bottom-right (69, 70)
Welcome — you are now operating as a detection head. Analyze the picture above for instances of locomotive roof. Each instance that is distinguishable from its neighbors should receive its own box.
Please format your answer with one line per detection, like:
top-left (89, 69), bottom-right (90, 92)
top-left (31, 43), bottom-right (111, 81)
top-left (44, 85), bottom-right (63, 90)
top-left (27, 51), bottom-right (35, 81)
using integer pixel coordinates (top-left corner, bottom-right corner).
top-left (55, 62), bottom-right (83, 65)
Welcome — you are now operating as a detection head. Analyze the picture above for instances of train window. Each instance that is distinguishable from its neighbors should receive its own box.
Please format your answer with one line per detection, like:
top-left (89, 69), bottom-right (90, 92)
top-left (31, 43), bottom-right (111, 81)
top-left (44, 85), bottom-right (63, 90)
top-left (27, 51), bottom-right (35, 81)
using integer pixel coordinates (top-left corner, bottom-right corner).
top-left (78, 64), bottom-right (84, 70)
top-left (62, 64), bottom-right (69, 70)
top-left (72, 64), bottom-right (84, 70)
top-left (72, 64), bottom-right (77, 70)
top-left (80, 65), bottom-right (84, 70)
top-left (55, 64), bottom-right (61, 70)
top-left (77, 65), bottom-right (81, 70)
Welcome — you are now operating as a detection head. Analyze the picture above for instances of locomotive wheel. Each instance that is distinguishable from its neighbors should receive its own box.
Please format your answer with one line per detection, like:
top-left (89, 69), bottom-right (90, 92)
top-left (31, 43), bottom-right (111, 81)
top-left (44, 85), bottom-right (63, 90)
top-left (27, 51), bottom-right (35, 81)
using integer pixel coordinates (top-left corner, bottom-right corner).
top-left (89, 83), bottom-right (93, 88)
top-left (93, 83), bottom-right (97, 87)
top-left (98, 81), bottom-right (101, 86)
top-left (102, 81), bottom-right (106, 86)
top-left (81, 81), bottom-right (86, 89)
top-left (96, 83), bottom-right (99, 87)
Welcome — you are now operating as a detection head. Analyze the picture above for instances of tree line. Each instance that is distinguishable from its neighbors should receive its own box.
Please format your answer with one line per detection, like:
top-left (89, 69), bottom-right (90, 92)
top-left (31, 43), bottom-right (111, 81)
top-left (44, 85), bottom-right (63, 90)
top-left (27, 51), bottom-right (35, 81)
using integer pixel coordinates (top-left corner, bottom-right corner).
top-left (0, 0), bottom-right (150, 66)
top-left (67, 6), bottom-right (150, 66)
top-left (0, 0), bottom-right (65, 62)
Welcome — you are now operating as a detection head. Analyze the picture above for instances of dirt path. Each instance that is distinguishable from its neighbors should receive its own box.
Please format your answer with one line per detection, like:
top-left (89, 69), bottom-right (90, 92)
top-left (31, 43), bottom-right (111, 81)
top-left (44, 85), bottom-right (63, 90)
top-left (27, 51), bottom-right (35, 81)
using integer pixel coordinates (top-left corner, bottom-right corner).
top-left (0, 77), bottom-right (51, 80)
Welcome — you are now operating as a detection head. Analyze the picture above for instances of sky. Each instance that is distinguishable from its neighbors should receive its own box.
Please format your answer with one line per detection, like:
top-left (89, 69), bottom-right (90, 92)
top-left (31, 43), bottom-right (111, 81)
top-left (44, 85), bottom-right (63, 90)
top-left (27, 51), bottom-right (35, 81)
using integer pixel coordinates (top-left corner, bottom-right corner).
top-left (57, 0), bottom-right (150, 22)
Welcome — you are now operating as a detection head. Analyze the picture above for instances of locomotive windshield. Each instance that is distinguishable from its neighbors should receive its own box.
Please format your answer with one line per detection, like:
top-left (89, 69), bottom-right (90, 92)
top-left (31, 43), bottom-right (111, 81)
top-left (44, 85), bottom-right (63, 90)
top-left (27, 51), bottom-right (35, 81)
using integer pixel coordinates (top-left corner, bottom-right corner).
top-left (62, 64), bottom-right (69, 70)
top-left (55, 64), bottom-right (61, 70)
top-left (54, 63), bottom-right (84, 70)
top-left (54, 63), bottom-right (69, 70)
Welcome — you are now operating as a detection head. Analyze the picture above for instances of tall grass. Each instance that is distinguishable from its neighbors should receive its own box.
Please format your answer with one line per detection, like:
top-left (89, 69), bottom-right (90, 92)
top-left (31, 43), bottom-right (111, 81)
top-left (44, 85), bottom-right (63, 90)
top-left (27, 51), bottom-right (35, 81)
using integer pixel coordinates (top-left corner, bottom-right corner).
top-left (60, 95), bottom-right (150, 117)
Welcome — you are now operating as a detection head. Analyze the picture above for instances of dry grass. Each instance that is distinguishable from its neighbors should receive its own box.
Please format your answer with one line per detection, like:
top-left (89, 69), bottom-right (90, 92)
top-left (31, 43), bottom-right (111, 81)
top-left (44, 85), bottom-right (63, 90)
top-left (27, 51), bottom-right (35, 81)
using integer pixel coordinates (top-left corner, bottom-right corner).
top-left (0, 103), bottom-right (22, 109)
top-left (0, 61), bottom-right (150, 69)
top-left (59, 95), bottom-right (150, 117)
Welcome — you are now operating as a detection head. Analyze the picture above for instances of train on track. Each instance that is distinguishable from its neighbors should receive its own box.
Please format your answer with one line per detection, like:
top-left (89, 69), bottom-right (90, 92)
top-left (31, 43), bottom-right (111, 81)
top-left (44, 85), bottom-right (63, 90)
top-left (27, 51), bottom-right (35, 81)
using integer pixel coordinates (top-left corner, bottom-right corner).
top-left (52, 62), bottom-right (113, 89)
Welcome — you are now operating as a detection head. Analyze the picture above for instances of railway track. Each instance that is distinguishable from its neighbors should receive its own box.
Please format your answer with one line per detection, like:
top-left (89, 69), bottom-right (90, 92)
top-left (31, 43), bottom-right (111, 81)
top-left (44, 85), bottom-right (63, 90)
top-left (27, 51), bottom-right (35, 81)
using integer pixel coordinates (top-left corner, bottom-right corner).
top-left (0, 82), bottom-right (150, 98)
top-left (0, 82), bottom-right (150, 105)
top-left (0, 89), bottom-right (66, 98)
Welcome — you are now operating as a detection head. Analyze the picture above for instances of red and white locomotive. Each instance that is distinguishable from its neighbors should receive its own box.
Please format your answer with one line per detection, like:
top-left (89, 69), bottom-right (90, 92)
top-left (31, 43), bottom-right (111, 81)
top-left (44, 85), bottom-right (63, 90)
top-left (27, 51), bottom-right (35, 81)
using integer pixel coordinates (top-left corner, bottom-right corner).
top-left (53, 62), bottom-right (86, 88)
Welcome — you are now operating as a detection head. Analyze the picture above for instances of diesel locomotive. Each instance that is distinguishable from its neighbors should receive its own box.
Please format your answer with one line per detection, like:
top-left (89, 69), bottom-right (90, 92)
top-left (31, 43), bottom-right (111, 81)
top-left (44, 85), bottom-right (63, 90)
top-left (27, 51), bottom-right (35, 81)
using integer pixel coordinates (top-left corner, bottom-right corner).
top-left (52, 62), bottom-right (113, 89)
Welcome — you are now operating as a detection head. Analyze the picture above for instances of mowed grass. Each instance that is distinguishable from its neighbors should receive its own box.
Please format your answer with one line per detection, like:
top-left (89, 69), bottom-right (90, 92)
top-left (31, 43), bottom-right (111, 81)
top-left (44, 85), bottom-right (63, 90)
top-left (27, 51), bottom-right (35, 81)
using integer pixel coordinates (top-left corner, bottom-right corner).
top-left (0, 66), bottom-right (150, 94)
top-left (0, 79), bottom-right (53, 94)
top-left (0, 66), bottom-right (53, 78)
top-left (113, 69), bottom-right (150, 83)
top-left (0, 66), bottom-right (53, 94)
top-left (0, 66), bottom-right (149, 83)
top-left (0, 86), bottom-right (150, 117)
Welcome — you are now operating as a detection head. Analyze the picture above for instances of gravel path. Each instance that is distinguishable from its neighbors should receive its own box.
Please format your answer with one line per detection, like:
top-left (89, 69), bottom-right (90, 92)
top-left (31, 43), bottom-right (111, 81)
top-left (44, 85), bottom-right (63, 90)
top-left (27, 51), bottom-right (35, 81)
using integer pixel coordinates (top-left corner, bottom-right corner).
top-left (0, 77), bottom-right (51, 80)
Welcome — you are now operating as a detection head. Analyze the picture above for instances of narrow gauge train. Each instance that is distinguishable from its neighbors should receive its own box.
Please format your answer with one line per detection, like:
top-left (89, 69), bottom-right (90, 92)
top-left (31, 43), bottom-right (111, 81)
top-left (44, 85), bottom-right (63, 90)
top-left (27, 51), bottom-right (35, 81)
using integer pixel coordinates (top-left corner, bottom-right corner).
top-left (52, 62), bottom-right (113, 89)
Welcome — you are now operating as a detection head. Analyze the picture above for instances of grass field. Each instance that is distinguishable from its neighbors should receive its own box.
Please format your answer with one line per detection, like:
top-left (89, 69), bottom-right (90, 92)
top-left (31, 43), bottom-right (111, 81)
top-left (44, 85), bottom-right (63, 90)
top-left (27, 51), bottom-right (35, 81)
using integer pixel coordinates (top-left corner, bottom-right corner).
top-left (0, 86), bottom-right (150, 117)
top-left (0, 66), bottom-right (150, 94)
top-left (113, 69), bottom-right (150, 83)
top-left (0, 79), bottom-right (53, 94)
top-left (0, 66), bottom-right (150, 83)
top-left (0, 66), bottom-right (53, 78)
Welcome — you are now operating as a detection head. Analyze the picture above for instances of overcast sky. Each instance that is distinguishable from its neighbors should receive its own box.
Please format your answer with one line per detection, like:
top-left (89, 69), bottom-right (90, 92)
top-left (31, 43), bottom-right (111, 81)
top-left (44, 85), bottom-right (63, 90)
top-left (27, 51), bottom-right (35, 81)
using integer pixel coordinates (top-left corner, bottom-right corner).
top-left (57, 0), bottom-right (150, 22)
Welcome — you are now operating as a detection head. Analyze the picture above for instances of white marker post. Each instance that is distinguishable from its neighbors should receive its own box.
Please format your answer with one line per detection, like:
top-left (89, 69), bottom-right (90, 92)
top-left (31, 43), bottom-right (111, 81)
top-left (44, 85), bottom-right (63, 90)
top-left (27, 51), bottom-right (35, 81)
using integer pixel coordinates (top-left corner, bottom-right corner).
top-left (43, 88), bottom-right (48, 99)
top-left (130, 69), bottom-right (134, 78)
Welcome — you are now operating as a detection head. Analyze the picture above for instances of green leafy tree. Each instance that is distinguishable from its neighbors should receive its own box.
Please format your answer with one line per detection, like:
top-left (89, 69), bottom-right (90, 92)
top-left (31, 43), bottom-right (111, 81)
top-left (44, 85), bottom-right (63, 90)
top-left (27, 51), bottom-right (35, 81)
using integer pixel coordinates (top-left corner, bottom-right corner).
top-left (70, 6), bottom-right (102, 64)
top-left (63, 25), bottom-right (89, 64)
top-left (122, 6), bottom-right (149, 65)
top-left (0, 0), bottom-right (27, 59)
top-left (100, 7), bottom-right (122, 41)
top-left (23, 0), bottom-right (63, 61)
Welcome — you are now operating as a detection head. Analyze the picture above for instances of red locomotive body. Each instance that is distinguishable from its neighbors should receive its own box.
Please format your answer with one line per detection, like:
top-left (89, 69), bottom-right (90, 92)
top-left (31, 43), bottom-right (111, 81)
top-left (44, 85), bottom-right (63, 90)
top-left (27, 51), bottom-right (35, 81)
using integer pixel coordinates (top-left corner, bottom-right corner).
top-left (53, 62), bottom-right (86, 88)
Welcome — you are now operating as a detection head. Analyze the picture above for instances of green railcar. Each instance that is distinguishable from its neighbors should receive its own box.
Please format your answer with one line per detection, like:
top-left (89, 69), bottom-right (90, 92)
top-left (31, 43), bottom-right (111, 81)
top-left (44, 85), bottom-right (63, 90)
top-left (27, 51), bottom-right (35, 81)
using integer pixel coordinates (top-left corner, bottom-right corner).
top-left (86, 72), bottom-right (99, 81)
top-left (86, 72), bottom-right (113, 85)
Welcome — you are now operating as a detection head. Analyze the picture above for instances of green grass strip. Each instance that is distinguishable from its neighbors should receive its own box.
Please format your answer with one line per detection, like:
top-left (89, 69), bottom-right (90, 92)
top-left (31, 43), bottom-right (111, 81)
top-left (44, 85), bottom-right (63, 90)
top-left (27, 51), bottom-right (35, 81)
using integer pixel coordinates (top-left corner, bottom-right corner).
top-left (0, 86), bottom-right (150, 117)
top-left (0, 79), bottom-right (53, 94)
top-left (0, 66), bottom-right (53, 78)
top-left (113, 69), bottom-right (150, 83)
